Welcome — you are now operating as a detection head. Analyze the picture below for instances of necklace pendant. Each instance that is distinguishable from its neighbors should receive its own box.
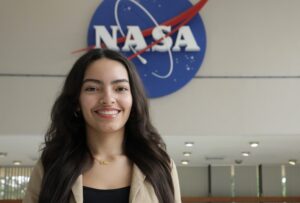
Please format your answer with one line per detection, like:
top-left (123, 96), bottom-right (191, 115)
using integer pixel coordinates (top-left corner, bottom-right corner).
top-left (99, 160), bottom-right (109, 165)
top-left (95, 159), bottom-right (110, 165)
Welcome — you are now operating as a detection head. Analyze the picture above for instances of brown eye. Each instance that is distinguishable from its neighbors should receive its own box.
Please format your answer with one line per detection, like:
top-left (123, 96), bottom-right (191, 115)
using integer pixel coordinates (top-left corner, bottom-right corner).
top-left (115, 86), bottom-right (129, 92)
top-left (85, 87), bottom-right (98, 92)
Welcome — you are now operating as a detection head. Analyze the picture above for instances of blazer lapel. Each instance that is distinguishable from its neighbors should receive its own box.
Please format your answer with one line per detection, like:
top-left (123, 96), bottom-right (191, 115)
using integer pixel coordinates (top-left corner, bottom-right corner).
top-left (129, 164), bottom-right (146, 202)
top-left (71, 175), bottom-right (83, 203)
top-left (70, 164), bottom-right (146, 203)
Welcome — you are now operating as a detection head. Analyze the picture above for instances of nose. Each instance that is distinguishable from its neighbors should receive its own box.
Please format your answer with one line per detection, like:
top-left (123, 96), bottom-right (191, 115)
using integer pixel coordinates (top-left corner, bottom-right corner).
top-left (99, 88), bottom-right (116, 105)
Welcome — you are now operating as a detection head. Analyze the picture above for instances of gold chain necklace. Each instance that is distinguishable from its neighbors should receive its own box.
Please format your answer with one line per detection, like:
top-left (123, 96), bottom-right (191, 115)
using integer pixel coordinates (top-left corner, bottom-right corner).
top-left (94, 157), bottom-right (111, 165)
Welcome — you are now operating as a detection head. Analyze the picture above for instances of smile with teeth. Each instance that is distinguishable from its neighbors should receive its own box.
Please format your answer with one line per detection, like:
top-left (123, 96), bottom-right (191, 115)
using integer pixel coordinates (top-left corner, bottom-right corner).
top-left (94, 110), bottom-right (121, 118)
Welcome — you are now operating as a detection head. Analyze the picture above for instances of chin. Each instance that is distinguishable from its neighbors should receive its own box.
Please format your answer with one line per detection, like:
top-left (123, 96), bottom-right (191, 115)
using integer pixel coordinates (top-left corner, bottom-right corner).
top-left (97, 126), bottom-right (125, 134)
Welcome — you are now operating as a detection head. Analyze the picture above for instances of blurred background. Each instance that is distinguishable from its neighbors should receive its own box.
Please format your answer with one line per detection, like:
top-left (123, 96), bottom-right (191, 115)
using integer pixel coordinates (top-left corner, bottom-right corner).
top-left (0, 0), bottom-right (300, 201)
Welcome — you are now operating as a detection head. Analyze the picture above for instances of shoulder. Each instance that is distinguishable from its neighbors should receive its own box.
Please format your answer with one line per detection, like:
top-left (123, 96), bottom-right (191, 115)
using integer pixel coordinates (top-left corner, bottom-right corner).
top-left (131, 159), bottom-right (182, 203)
top-left (130, 163), bottom-right (158, 203)
top-left (29, 159), bottom-right (44, 182)
top-left (22, 160), bottom-right (44, 203)
top-left (33, 159), bottom-right (44, 174)
top-left (170, 159), bottom-right (182, 203)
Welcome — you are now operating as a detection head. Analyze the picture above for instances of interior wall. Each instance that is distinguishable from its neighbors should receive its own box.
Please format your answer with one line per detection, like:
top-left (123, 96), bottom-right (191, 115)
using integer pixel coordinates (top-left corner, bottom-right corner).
top-left (177, 165), bottom-right (300, 197)
top-left (1, 0), bottom-right (300, 137)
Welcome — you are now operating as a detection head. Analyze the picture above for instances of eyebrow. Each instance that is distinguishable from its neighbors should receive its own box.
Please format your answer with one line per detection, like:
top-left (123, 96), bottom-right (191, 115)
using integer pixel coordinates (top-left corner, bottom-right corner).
top-left (82, 78), bottom-right (129, 85)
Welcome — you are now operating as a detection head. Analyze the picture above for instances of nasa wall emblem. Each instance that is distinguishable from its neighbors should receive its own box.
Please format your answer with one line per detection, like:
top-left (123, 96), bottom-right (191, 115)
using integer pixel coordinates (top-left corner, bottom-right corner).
top-left (87, 0), bottom-right (207, 98)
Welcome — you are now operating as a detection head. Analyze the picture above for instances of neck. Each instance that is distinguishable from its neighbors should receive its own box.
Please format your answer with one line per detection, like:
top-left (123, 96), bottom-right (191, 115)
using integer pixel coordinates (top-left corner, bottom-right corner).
top-left (86, 129), bottom-right (126, 160)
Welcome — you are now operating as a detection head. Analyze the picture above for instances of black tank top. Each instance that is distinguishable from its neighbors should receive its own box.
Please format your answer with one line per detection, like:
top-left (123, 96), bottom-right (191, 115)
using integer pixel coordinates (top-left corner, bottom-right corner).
top-left (83, 186), bottom-right (130, 203)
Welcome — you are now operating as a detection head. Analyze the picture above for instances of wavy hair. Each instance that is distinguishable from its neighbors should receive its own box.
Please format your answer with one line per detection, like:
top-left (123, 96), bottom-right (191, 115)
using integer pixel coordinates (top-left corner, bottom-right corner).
top-left (38, 49), bottom-right (174, 203)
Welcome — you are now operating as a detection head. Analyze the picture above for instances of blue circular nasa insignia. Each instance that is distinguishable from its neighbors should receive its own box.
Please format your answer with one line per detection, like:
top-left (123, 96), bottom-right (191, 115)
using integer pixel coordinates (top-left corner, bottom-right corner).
top-left (88, 0), bottom-right (206, 98)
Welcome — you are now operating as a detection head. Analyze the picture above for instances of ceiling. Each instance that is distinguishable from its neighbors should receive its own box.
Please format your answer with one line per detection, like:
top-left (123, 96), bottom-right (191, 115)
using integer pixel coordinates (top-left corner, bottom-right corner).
top-left (1, 134), bottom-right (299, 167)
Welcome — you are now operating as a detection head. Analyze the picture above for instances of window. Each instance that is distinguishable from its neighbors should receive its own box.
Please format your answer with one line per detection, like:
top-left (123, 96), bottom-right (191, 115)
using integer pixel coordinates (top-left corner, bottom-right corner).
top-left (0, 167), bottom-right (33, 200)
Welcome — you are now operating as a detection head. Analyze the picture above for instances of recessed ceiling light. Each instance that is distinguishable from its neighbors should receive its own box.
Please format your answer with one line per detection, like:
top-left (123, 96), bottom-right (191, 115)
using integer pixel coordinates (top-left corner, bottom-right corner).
top-left (288, 160), bottom-right (297, 166)
top-left (184, 142), bottom-right (194, 147)
top-left (249, 142), bottom-right (259, 148)
top-left (235, 159), bottom-right (243, 164)
top-left (242, 152), bottom-right (250, 157)
top-left (183, 152), bottom-right (192, 157)
top-left (13, 161), bottom-right (22, 166)
top-left (29, 156), bottom-right (38, 161)
top-left (181, 160), bottom-right (189, 165)
top-left (0, 152), bottom-right (7, 158)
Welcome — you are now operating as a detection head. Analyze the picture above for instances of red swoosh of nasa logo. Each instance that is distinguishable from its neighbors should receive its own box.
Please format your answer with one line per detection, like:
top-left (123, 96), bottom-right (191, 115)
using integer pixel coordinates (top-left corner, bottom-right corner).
top-left (72, 0), bottom-right (208, 60)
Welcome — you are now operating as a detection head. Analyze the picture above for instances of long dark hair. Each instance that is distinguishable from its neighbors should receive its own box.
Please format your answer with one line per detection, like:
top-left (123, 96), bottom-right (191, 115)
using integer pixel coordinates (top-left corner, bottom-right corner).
top-left (39, 49), bottom-right (174, 203)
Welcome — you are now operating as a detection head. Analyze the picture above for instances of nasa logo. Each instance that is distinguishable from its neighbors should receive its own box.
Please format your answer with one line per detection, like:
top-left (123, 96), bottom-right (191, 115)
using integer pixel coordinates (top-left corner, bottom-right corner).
top-left (87, 0), bottom-right (207, 98)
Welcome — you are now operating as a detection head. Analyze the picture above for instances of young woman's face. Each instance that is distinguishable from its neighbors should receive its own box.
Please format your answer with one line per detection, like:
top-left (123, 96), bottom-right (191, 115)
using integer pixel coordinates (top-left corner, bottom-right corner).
top-left (79, 58), bottom-right (133, 135)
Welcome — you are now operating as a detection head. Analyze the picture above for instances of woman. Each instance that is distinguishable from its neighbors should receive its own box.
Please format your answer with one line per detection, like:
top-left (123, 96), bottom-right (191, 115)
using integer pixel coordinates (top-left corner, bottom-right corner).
top-left (23, 49), bottom-right (181, 203)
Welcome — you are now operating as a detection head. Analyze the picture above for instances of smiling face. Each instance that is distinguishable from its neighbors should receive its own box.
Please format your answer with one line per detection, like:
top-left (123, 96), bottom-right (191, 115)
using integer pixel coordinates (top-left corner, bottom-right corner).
top-left (79, 58), bottom-right (133, 136)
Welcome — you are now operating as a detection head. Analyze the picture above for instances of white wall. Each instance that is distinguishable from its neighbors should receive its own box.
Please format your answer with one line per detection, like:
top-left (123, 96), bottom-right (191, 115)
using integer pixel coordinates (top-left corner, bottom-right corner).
top-left (211, 166), bottom-right (232, 196)
top-left (177, 167), bottom-right (208, 196)
top-left (286, 166), bottom-right (300, 196)
top-left (235, 166), bottom-right (257, 196)
top-left (1, 0), bottom-right (300, 136)
top-left (262, 165), bottom-right (282, 196)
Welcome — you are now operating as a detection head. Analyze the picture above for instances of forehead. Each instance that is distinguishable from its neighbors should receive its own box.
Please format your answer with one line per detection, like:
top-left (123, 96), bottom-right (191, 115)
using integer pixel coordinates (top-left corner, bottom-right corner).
top-left (83, 58), bottom-right (129, 80)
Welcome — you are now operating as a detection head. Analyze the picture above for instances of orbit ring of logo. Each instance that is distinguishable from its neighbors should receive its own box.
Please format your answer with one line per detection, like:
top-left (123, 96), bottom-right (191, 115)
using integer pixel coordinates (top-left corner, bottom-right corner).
top-left (86, 0), bottom-right (207, 98)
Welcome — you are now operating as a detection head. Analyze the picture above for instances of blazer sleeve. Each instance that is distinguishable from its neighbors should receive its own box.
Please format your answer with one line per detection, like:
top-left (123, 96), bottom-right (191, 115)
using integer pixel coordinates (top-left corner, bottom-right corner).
top-left (22, 160), bottom-right (43, 203)
top-left (171, 159), bottom-right (182, 203)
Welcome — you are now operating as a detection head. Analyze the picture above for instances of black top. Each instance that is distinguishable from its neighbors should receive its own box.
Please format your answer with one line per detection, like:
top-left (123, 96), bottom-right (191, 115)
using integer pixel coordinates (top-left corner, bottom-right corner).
top-left (83, 186), bottom-right (130, 203)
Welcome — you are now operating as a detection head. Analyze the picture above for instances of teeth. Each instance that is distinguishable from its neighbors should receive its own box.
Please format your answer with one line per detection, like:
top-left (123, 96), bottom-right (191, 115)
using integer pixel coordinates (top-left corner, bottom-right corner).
top-left (96, 110), bottom-right (119, 115)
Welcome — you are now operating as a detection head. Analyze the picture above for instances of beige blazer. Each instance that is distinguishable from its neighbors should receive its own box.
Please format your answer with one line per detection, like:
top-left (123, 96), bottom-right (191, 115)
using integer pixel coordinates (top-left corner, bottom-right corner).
top-left (23, 160), bottom-right (181, 203)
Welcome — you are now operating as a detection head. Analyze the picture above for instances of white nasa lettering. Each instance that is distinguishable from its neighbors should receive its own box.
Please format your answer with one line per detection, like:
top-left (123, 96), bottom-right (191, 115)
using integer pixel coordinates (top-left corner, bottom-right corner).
top-left (94, 25), bottom-right (200, 52)
top-left (94, 25), bottom-right (119, 50)
top-left (121, 26), bottom-right (147, 51)
top-left (172, 26), bottom-right (200, 51)
top-left (152, 25), bottom-right (172, 52)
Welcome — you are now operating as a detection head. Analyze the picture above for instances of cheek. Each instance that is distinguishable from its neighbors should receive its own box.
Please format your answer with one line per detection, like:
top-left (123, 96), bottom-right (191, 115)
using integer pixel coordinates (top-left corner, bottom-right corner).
top-left (79, 95), bottom-right (96, 112)
top-left (124, 96), bottom-right (133, 112)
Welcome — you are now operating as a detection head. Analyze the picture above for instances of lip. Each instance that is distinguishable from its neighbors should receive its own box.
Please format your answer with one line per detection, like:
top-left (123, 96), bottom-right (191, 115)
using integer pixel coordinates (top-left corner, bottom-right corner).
top-left (93, 107), bottom-right (121, 119)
